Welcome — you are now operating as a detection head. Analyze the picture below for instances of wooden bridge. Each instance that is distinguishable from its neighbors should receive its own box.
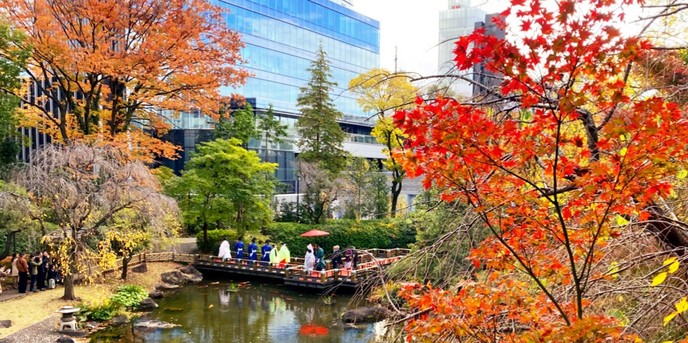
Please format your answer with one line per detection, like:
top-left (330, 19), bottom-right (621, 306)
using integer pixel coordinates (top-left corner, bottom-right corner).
top-left (193, 248), bottom-right (410, 290)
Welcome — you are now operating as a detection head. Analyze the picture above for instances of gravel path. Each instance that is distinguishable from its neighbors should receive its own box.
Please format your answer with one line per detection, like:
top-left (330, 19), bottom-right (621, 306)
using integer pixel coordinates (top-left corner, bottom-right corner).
top-left (0, 314), bottom-right (69, 343)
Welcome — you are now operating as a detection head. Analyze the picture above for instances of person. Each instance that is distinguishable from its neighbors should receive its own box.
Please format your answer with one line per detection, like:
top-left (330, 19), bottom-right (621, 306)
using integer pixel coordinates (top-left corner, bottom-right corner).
top-left (234, 238), bottom-right (245, 259)
top-left (261, 240), bottom-right (272, 266)
top-left (269, 243), bottom-right (278, 266)
top-left (16, 253), bottom-right (28, 293)
top-left (313, 244), bottom-right (325, 271)
top-left (29, 253), bottom-right (42, 292)
top-left (352, 246), bottom-right (359, 270)
top-left (330, 245), bottom-right (342, 269)
top-left (10, 253), bottom-right (18, 289)
top-left (248, 238), bottom-right (258, 264)
top-left (277, 243), bottom-right (290, 268)
top-left (218, 237), bottom-right (232, 262)
top-left (37, 250), bottom-right (48, 291)
top-left (48, 263), bottom-right (58, 289)
top-left (344, 246), bottom-right (353, 270)
top-left (304, 248), bottom-right (315, 273)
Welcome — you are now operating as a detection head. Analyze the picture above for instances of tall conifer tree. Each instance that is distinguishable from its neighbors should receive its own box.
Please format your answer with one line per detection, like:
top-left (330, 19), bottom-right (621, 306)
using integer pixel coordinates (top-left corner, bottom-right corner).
top-left (296, 45), bottom-right (348, 174)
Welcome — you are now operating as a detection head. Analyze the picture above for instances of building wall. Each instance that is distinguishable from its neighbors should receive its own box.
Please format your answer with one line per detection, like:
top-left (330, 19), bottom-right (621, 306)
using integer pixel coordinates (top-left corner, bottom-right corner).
top-left (437, 0), bottom-right (485, 96)
top-left (216, 0), bottom-right (380, 117)
top-left (472, 13), bottom-right (505, 97)
top-left (159, 0), bottom-right (384, 192)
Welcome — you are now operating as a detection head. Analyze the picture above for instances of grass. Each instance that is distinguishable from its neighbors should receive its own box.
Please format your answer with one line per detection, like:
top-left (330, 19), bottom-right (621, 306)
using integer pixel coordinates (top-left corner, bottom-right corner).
top-left (0, 262), bottom-right (181, 338)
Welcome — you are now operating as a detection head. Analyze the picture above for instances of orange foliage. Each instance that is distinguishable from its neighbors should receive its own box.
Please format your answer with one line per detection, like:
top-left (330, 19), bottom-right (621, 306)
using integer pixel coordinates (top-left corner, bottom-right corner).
top-left (393, 0), bottom-right (688, 341)
top-left (1, 0), bottom-right (249, 162)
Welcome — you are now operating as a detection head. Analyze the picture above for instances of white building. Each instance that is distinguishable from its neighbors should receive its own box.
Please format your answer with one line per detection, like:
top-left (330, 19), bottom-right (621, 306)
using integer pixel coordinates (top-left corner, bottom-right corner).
top-left (438, 0), bottom-right (486, 96)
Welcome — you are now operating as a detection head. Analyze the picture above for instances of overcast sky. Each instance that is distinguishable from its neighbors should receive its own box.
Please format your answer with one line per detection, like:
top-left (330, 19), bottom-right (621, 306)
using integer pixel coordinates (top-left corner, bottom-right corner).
top-left (353, 0), bottom-right (506, 76)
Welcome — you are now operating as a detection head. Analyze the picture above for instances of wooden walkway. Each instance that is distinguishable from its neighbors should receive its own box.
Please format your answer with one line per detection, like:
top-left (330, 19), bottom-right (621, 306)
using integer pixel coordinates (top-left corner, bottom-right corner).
top-left (193, 248), bottom-right (410, 290)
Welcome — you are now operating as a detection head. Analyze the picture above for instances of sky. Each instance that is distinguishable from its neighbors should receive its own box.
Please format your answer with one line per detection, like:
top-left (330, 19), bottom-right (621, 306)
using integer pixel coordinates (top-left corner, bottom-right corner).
top-left (353, 0), bottom-right (506, 77)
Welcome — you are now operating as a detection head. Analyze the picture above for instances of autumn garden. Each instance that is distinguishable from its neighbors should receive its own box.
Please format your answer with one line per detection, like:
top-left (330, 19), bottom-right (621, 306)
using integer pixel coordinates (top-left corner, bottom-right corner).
top-left (1, 0), bottom-right (688, 341)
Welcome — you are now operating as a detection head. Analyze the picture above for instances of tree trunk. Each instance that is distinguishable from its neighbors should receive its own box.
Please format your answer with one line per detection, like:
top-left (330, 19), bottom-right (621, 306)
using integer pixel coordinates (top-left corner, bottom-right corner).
top-left (646, 204), bottom-right (688, 255)
top-left (203, 222), bottom-right (209, 252)
top-left (62, 274), bottom-right (76, 300)
top-left (391, 178), bottom-right (402, 218)
top-left (0, 230), bottom-right (17, 260)
top-left (121, 255), bottom-right (131, 280)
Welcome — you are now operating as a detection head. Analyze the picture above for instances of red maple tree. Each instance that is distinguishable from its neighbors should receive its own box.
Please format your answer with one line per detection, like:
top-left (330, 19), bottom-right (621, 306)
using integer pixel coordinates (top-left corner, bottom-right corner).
top-left (393, 0), bottom-right (688, 341)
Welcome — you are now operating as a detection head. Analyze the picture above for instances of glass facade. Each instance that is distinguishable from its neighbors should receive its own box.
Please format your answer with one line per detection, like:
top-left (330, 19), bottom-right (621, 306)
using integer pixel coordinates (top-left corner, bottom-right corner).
top-left (161, 1), bottom-right (382, 193)
top-left (438, 0), bottom-right (485, 96)
top-left (217, 0), bottom-right (380, 117)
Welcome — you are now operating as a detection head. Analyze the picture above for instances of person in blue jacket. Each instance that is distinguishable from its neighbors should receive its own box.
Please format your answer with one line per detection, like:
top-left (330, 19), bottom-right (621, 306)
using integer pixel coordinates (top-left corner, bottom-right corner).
top-left (248, 238), bottom-right (258, 264)
top-left (261, 240), bottom-right (272, 266)
top-left (234, 238), bottom-right (245, 259)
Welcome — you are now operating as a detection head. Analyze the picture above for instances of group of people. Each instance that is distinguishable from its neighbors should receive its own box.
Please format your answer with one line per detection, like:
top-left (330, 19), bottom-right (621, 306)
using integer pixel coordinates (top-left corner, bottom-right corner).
top-left (1, 251), bottom-right (61, 294)
top-left (216, 238), bottom-right (359, 273)
top-left (303, 244), bottom-right (358, 272)
top-left (218, 238), bottom-right (291, 267)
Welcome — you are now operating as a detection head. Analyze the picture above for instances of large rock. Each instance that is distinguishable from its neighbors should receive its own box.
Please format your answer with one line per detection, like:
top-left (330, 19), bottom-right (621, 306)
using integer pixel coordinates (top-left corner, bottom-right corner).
top-left (160, 270), bottom-right (186, 286)
top-left (179, 266), bottom-right (203, 283)
top-left (149, 290), bottom-right (164, 299)
top-left (131, 263), bottom-right (148, 273)
top-left (0, 320), bottom-right (10, 328)
top-left (135, 298), bottom-right (158, 312)
top-left (134, 319), bottom-right (180, 329)
top-left (56, 337), bottom-right (75, 343)
top-left (155, 283), bottom-right (181, 291)
top-left (342, 306), bottom-right (390, 324)
top-left (179, 265), bottom-right (202, 278)
top-left (111, 315), bottom-right (129, 326)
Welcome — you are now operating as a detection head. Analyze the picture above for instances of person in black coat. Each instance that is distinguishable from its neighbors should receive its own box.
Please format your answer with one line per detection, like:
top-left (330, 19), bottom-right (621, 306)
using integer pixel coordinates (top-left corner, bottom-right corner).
top-left (330, 245), bottom-right (342, 269)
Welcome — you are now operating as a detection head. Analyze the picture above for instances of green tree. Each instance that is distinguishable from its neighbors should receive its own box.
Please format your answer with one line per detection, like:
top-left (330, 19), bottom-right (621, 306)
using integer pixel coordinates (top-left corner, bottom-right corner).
top-left (166, 138), bottom-right (277, 245)
top-left (349, 68), bottom-right (416, 217)
top-left (15, 144), bottom-right (178, 300)
top-left (296, 45), bottom-right (348, 174)
top-left (215, 103), bottom-right (258, 148)
top-left (0, 23), bottom-right (29, 175)
top-left (369, 170), bottom-right (389, 219)
top-left (343, 157), bottom-right (371, 220)
top-left (258, 105), bottom-right (288, 162)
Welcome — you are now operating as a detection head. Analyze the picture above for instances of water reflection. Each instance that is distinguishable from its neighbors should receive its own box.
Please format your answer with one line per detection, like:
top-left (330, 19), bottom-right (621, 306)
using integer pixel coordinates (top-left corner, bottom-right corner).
top-left (92, 282), bottom-right (381, 343)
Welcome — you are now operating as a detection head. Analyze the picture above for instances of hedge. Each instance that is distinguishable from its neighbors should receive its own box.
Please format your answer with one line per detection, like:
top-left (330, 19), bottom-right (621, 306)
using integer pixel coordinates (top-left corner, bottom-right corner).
top-left (196, 229), bottom-right (238, 253)
top-left (263, 219), bottom-right (416, 256)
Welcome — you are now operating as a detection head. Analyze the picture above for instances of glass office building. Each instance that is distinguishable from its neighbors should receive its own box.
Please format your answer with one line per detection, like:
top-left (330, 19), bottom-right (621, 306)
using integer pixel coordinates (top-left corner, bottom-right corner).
top-left (163, 0), bottom-right (383, 191)
top-left (438, 0), bottom-right (485, 96)
top-left (219, 0), bottom-right (379, 116)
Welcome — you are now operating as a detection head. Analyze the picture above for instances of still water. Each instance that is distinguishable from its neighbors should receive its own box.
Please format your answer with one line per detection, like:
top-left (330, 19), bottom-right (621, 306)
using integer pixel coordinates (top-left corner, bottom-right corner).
top-left (91, 281), bottom-right (384, 343)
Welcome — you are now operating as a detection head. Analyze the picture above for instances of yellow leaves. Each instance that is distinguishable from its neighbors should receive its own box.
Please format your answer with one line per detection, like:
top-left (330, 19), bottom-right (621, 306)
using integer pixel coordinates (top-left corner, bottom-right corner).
top-left (608, 261), bottom-right (619, 279)
top-left (652, 272), bottom-right (668, 286)
top-left (615, 215), bottom-right (629, 226)
top-left (653, 258), bottom-right (681, 287)
top-left (676, 297), bottom-right (688, 313)
top-left (678, 169), bottom-right (688, 179)
top-left (665, 257), bottom-right (680, 274)
top-left (664, 297), bottom-right (688, 327)
top-left (619, 147), bottom-right (628, 157)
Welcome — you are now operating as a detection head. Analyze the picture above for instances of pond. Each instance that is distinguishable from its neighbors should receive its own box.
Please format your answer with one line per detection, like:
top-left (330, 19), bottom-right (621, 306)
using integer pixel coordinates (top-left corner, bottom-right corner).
top-left (90, 281), bottom-right (386, 343)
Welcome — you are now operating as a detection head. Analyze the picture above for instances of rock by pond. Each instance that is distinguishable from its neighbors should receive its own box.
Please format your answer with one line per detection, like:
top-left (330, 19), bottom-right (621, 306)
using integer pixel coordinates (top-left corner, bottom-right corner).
top-left (342, 306), bottom-right (391, 324)
top-left (135, 298), bottom-right (158, 312)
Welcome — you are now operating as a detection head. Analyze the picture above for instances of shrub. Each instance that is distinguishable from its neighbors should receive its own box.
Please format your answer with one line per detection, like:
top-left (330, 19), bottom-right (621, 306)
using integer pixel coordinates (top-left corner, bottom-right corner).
top-left (79, 298), bottom-right (120, 321)
top-left (264, 219), bottom-right (416, 256)
top-left (110, 285), bottom-right (148, 309)
top-left (196, 229), bottom-right (237, 253)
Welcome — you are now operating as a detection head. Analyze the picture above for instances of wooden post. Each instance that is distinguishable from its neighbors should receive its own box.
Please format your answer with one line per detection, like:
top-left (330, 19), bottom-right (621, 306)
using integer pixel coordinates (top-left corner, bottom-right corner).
top-left (320, 270), bottom-right (326, 283)
top-left (351, 270), bottom-right (357, 282)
